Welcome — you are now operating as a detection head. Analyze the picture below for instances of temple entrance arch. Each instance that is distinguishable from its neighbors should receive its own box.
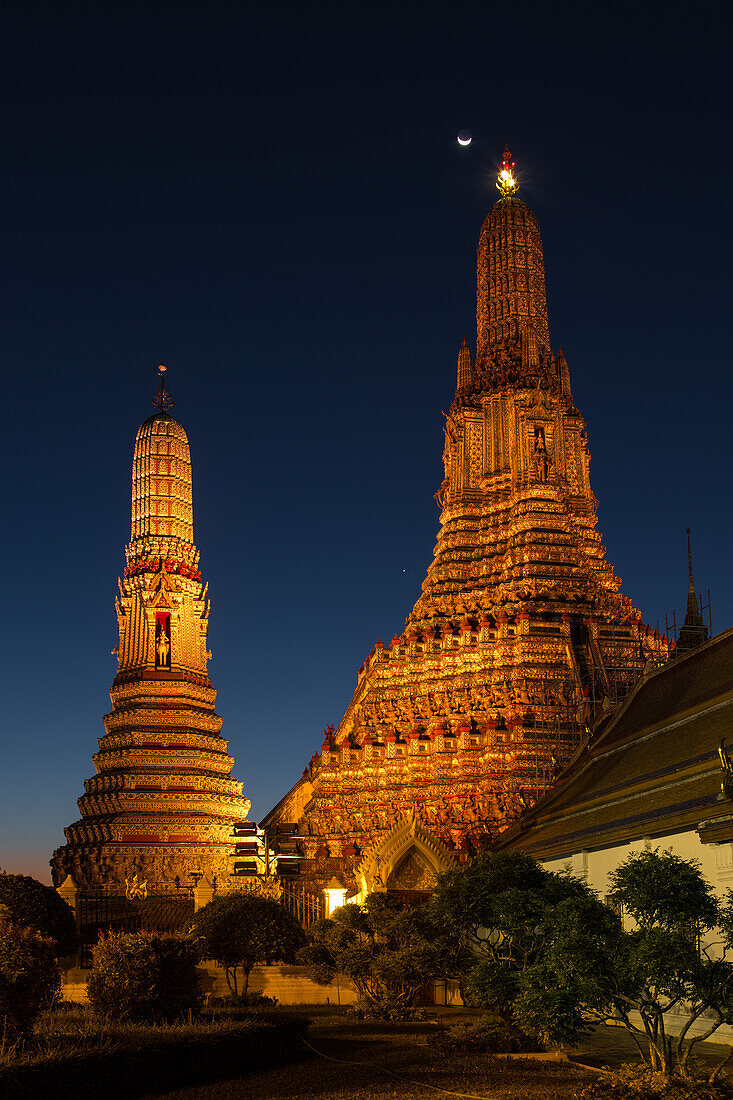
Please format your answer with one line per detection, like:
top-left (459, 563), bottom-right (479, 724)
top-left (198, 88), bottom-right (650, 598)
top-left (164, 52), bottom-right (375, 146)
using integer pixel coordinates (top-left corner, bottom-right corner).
top-left (355, 813), bottom-right (457, 903)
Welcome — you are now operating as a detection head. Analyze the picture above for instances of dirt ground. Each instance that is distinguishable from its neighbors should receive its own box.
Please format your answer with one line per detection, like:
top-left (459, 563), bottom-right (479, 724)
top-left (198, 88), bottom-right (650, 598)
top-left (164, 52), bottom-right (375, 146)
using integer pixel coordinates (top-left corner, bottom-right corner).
top-left (146, 1010), bottom-right (733, 1100)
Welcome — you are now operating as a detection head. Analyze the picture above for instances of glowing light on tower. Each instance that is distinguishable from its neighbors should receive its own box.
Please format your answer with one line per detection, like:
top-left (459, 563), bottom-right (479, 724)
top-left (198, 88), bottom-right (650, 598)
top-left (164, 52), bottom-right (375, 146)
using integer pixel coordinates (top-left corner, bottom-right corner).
top-left (496, 145), bottom-right (518, 196)
top-left (323, 877), bottom-right (347, 916)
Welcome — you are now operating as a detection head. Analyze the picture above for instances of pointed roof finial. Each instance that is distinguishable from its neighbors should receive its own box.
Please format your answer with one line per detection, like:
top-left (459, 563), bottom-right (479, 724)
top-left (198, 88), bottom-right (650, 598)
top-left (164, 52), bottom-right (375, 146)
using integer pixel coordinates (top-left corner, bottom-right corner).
top-left (152, 364), bottom-right (175, 413)
top-left (686, 526), bottom-right (697, 612)
top-left (497, 145), bottom-right (518, 196)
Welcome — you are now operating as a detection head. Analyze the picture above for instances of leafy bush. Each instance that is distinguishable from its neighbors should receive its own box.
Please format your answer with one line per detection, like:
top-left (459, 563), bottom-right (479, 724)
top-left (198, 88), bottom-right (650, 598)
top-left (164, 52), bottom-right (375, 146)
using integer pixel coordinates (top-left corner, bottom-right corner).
top-left (0, 910), bottom-right (60, 1042)
top-left (0, 874), bottom-right (78, 957)
top-left (86, 932), bottom-right (203, 1021)
top-left (232, 990), bottom-right (278, 1007)
top-left (432, 849), bottom-right (619, 1044)
top-left (300, 893), bottom-right (459, 1018)
top-left (576, 1062), bottom-right (726, 1100)
top-left (191, 892), bottom-right (306, 997)
top-left (427, 1019), bottom-right (539, 1054)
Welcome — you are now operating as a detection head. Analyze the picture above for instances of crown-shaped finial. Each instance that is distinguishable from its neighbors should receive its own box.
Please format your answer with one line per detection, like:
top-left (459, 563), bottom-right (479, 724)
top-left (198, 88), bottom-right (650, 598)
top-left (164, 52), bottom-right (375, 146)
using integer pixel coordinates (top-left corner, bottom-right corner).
top-left (497, 145), bottom-right (518, 196)
top-left (152, 364), bottom-right (175, 412)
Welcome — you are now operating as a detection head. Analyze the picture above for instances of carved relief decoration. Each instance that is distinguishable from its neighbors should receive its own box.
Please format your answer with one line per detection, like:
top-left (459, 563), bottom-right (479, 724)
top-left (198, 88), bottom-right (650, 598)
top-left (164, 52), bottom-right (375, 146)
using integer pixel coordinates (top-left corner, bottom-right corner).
top-left (265, 160), bottom-right (668, 898)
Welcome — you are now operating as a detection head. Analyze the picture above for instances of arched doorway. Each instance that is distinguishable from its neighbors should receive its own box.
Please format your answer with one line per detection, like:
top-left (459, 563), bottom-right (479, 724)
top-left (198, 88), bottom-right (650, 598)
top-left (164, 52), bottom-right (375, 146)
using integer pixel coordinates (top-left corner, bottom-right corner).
top-left (355, 813), bottom-right (457, 902)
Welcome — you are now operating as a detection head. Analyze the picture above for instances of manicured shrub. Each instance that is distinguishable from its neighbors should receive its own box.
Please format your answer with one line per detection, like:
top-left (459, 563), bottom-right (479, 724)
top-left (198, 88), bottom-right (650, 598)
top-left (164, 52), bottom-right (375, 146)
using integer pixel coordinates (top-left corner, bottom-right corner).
top-left (0, 874), bottom-right (78, 957)
top-left (86, 932), bottom-right (203, 1021)
top-left (0, 909), bottom-right (60, 1042)
top-left (191, 892), bottom-right (306, 997)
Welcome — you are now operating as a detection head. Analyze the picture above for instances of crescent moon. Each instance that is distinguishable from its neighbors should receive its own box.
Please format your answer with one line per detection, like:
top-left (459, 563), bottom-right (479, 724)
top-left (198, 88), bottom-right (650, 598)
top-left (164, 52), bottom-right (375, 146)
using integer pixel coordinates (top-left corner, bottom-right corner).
top-left (457, 131), bottom-right (472, 146)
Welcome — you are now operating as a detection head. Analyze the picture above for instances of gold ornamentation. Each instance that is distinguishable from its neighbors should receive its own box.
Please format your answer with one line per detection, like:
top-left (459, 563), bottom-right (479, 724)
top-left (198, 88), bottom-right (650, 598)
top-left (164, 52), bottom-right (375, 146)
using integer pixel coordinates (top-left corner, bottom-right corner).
top-left (266, 160), bottom-right (667, 894)
top-left (718, 739), bottom-right (733, 801)
top-left (125, 874), bottom-right (148, 900)
top-left (52, 375), bottom-right (251, 892)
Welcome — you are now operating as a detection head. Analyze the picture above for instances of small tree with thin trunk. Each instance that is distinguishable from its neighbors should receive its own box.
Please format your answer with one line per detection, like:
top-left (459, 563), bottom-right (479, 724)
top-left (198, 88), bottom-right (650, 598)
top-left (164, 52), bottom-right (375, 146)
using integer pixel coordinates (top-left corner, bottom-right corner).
top-left (602, 848), bottom-right (733, 1080)
top-left (191, 892), bottom-right (306, 997)
top-left (513, 848), bottom-right (733, 1081)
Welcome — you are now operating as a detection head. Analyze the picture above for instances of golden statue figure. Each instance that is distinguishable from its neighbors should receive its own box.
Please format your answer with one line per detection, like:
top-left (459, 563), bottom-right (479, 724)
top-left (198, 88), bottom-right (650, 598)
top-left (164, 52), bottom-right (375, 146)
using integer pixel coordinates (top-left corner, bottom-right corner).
top-left (156, 627), bottom-right (170, 666)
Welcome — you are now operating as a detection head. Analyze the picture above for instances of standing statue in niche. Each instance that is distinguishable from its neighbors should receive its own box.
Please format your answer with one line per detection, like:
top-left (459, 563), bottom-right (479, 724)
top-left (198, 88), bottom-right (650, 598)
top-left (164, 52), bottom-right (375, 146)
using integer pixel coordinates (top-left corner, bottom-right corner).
top-left (156, 618), bottom-right (171, 668)
top-left (532, 427), bottom-right (552, 483)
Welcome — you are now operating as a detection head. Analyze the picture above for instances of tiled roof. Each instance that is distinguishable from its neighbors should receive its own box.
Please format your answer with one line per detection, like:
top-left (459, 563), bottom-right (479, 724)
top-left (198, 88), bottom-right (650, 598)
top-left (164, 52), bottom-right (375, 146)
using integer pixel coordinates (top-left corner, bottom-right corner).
top-left (497, 627), bottom-right (733, 859)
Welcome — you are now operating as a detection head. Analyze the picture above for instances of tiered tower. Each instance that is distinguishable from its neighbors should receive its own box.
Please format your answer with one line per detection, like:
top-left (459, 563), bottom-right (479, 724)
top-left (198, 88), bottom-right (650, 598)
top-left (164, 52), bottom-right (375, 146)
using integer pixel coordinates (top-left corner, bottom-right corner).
top-left (52, 369), bottom-right (250, 889)
top-left (265, 151), bottom-right (665, 893)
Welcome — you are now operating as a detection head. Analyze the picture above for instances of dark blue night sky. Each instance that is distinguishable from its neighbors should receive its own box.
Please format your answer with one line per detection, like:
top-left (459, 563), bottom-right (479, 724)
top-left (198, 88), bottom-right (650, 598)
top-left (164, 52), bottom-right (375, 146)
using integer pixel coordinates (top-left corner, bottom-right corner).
top-left (2, 2), bottom-right (730, 880)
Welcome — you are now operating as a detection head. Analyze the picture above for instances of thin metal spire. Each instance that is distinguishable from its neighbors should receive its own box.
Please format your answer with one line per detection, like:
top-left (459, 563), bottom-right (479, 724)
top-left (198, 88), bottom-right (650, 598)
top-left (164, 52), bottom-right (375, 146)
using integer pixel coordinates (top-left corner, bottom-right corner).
top-left (152, 364), bottom-right (174, 413)
top-left (686, 526), bottom-right (698, 616)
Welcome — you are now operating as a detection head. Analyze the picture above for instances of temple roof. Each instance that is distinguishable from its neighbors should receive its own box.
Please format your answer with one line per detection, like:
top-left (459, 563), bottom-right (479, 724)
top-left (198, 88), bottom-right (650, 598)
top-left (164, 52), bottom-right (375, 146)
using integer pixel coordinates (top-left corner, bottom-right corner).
top-left (496, 626), bottom-right (733, 860)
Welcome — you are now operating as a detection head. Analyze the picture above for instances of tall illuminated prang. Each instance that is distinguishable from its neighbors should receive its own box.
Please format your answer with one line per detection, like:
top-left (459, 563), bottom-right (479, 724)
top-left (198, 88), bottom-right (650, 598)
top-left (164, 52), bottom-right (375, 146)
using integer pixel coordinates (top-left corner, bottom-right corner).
top-left (264, 150), bottom-right (666, 898)
top-left (52, 368), bottom-right (251, 889)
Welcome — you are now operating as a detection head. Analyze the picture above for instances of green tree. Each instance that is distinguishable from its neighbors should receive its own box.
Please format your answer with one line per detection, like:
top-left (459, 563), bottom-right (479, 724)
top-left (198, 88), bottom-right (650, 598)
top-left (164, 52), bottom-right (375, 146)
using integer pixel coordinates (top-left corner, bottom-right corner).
top-left (486, 848), bottom-right (733, 1080)
top-left (0, 873), bottom-right (78, 957)
top-left (301, 893), bottom-right (459, 1018)
top-left (0, 908), bottom-right (61, 1042)
top-left (432, 849), bottom-right (616, 1044)
top-left (601, 849), bottom-right (733, 1079)
top-left (191, 892), bottom-right (306, 996)
top-left (86, 931), bottom-right (203, 1021)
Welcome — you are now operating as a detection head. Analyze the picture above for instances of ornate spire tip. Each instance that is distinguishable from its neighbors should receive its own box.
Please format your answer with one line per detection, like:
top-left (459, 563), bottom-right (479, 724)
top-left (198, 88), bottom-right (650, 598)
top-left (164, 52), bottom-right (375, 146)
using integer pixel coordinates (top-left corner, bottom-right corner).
top-left (152, 364), bottom-right (175, 413)
top-left (496, 144), bottom-right (518, 196)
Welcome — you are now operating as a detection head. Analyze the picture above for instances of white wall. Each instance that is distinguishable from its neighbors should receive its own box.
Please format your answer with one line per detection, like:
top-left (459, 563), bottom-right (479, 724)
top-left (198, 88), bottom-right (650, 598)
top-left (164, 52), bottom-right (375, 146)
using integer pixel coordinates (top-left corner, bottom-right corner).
top-left (540, 831), bottom-right (733, 905)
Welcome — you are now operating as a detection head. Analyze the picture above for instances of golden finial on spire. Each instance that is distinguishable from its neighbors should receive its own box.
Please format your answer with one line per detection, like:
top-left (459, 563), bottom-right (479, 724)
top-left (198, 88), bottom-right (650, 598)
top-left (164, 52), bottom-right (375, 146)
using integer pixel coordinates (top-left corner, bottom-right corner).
top-left (496, 145), bottom-right (518, 196)
top-left (152, 364), bottom-right (174, 413)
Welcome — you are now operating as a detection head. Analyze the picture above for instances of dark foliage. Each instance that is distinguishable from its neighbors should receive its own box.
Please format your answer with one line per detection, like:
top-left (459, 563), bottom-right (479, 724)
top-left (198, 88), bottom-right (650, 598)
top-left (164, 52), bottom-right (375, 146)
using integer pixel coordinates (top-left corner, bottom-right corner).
top-left (300, 893), bottom-right (459, 1017)
top-left (576, 1062), bottom-right (727, 1099)
top-left (0, 874), bottom-right (78, 957)
top-left (432, 849), bottom-right (619, 1046)
top-left (86, 932), bottom-right (203, 1021)
top-left (191, 892), bottom-right (306, 996)
top-left (0, 910), bottom-right (60, 1041)
top-left (608, 851), bottom-right (719, 934)
top-left (0, 1007), bottom-right (309, 1100)
top-left (231, 991), bottom-right (279, 1007)
top-left (427, 1018), bottom-right (539, 1054)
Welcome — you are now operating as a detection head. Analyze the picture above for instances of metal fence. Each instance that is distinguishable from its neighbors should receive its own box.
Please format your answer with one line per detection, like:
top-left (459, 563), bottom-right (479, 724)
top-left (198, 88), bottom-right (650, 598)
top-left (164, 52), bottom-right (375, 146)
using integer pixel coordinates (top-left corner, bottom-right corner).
top-left (77, 888), bottom-right (195, 967)
top-left (279, 882), bottom-right (324, 930)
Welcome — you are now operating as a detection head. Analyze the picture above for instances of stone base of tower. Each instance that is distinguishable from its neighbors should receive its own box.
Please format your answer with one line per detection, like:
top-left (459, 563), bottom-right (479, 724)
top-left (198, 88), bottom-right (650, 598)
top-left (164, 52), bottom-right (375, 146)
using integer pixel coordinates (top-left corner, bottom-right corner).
top-left (50, 839), bottom-right (238, 891)
top-left (264, 608), bottom-right (667, 899)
